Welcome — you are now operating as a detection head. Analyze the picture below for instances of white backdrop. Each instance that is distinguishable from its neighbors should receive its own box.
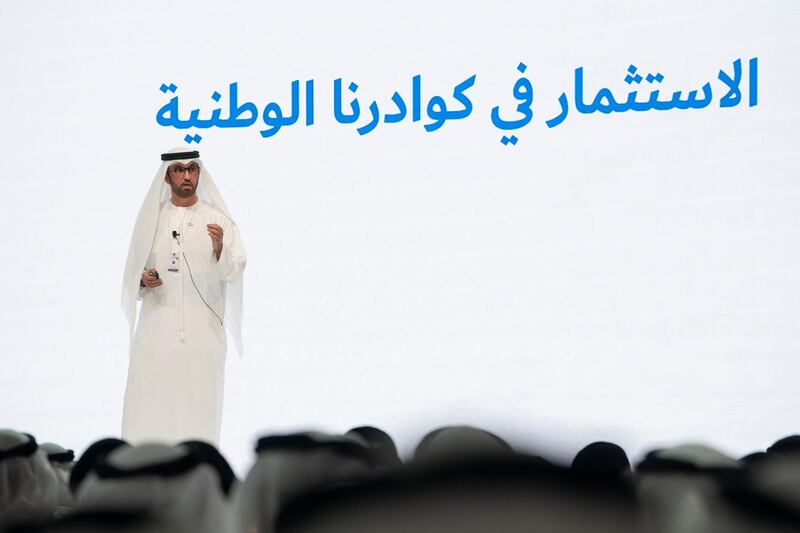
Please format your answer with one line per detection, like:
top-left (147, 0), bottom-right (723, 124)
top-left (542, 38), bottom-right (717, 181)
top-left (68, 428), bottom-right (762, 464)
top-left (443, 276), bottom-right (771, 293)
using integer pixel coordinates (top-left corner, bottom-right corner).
top-left (0, 0), bottom-right (798, 475)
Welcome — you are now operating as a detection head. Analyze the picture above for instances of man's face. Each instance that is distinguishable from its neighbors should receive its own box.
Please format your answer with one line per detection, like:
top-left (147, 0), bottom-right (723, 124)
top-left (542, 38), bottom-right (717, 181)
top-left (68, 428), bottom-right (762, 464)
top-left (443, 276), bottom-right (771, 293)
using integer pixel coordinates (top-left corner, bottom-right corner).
top-left (165, 162), bottom-right (200, 197)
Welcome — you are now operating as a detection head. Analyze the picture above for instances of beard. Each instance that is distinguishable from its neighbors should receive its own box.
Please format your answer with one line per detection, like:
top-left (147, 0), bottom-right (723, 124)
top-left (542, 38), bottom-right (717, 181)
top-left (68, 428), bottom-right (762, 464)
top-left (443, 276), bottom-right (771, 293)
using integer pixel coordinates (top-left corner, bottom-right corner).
top-left (171, 180), bottom-right (196, 198)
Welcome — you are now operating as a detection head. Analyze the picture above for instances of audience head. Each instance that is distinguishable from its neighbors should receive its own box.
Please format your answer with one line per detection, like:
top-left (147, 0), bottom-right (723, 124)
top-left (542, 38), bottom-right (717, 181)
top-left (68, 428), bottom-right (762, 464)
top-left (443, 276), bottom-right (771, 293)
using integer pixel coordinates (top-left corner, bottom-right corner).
top-left (38, 444), bottom-right (74, 466)
top-left (0, 430), bottom-right (60, 526)
top-left (740, 451), bottom-right (770, 466)
top-left (571, 441), bottom-right (631, 481)
top-left (74, 442), bottom-right (228, 533)
top-left (345, 426), bottom-right (402, 468)
top-left (39, 443), bottom-right (75, 481)
top-left (414, 425), bottom-right (512, 465)
top-left (635, 444), bottom-right (745, 533)
top-left (38, 442), bottom-right (76, 517)
top-left (767, 435), bottom-right (800, 456)
top-left (179, 440), bottom-right (236, 496)
top-left (236, 431), bottom-right (376, 533)
top-left (69, 438), bottom-right (128, 494)
top-left (638, 444), bottom-right (741, 472)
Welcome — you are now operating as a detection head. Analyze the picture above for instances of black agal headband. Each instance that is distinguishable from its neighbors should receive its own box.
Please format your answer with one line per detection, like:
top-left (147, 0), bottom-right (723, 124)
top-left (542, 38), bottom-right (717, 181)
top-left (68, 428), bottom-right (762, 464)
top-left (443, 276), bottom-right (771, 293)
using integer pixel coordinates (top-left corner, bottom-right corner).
top-left (161, 151), bottom-right (199, 161)
top-left (0, 434), bottom-right (38, 461)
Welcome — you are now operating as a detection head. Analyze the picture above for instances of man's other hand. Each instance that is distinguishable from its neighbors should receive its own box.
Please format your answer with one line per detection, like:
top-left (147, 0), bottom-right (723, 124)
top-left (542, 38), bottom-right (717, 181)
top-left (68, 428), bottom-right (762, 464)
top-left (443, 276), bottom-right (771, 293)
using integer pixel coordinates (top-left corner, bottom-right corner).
top-left (141, 268), bottom-right (163, 288)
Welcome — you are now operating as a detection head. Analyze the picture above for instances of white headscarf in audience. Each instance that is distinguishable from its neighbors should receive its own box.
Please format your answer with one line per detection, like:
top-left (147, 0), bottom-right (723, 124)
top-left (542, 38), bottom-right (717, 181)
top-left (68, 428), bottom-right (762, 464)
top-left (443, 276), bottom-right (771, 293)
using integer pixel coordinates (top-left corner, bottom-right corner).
top-left (0, 430), bottom-right (60, 526)
top-left (74, 443), bottom-right (229, 533)
top-left (235, 431), bottom-right (375, 533)
top-left (38, 442), bottom-right (76, 517)
top-left (636, 443), bottom-right (742, 533)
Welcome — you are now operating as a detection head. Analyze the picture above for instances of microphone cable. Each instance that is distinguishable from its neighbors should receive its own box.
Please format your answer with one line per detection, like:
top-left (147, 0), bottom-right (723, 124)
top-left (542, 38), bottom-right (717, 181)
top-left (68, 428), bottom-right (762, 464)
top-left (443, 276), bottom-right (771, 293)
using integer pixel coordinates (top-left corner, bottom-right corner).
top-left (173, 231), bottom-right (224, 326)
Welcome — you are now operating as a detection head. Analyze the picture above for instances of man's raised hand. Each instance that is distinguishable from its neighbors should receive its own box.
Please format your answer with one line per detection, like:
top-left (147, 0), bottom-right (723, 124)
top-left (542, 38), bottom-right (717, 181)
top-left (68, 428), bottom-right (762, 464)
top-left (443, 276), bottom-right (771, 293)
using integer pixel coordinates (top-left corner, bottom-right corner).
top-left (208, 223), bottom-right (224, 260)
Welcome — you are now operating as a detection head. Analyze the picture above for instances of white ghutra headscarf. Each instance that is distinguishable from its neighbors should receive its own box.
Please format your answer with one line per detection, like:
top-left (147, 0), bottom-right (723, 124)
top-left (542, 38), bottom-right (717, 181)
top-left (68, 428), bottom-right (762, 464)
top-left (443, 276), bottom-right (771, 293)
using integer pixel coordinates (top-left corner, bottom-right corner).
top-left (121, 146), bottom-right (244, 356)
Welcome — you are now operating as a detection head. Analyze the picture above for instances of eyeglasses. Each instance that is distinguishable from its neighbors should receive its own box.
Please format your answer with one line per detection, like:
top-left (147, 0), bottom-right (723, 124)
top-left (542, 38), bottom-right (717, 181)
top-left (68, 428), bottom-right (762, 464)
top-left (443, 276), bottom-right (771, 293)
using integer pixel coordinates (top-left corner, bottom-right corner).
top-left (168, 163), bottom-right (200, 177)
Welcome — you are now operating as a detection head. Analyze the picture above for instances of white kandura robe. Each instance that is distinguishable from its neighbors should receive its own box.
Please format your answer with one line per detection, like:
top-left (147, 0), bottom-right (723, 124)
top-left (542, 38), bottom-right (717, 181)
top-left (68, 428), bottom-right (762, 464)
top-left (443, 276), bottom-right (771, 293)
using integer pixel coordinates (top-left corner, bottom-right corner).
top-left (122, 199), bottom-right (246, 446)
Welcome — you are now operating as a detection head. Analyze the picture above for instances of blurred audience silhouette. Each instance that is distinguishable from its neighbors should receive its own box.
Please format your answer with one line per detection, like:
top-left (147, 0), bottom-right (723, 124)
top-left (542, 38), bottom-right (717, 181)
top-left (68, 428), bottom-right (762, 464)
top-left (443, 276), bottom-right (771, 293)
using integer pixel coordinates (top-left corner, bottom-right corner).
top-left (2, 427), bottom-right (799, 532)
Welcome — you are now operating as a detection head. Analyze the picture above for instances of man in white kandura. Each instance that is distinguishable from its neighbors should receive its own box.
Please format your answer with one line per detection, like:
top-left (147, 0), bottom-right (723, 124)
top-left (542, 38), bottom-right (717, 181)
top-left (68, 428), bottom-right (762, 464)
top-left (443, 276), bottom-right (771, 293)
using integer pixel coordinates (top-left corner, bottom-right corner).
top-left (121, 147), bottom-right (246, 446)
